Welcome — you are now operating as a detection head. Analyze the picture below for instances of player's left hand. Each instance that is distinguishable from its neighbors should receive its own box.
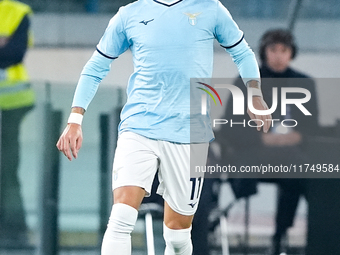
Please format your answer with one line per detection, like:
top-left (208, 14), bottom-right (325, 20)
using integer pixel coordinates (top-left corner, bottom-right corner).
top-left (262, 131), bottom-right (302, 146)
top-left (247, 96), bottom-right (272, 133)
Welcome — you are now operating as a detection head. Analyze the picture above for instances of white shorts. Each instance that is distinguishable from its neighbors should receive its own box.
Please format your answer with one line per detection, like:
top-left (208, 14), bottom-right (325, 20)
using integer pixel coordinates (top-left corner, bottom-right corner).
top-left (112, 131), bottom-right (209, 216)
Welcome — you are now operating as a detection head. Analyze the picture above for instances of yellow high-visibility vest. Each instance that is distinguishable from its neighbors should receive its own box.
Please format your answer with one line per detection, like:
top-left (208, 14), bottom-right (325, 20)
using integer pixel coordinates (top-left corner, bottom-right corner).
top-left (0, 0), bottom-right (35, 110)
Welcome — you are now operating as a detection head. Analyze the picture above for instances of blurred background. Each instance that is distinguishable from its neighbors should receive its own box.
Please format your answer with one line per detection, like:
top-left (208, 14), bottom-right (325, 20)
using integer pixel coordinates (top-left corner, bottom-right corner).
top-left (1, 0), bottom-right (340, 255)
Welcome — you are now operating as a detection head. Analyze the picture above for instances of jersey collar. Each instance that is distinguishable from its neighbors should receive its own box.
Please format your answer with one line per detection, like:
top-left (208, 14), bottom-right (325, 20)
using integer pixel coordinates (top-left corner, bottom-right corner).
top-left (153, 0), bottom-right (183, 7)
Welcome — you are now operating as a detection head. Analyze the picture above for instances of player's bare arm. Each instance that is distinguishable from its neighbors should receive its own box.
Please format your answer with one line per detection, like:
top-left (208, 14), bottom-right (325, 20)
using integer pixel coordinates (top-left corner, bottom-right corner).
top-left (246, 80), bottom-right (272, 133)
top-left (56, 107), bottom-right (84, 161)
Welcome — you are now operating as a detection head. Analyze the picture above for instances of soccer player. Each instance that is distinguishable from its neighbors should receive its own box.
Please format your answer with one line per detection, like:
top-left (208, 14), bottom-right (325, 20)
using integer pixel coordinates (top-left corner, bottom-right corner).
top-left (57, 0), bottom-right (271, 254)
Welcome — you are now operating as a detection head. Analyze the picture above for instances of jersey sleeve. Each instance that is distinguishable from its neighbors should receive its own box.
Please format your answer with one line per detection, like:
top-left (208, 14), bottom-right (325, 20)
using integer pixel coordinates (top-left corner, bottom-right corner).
top-left (71, 8), bottom-right (129, 110)
top-left (226, 39), bottom-right (261, 86)
top-left (214, 1), bottom-right (244, 48)
top-left (71, 50), bottom-right (113, 110)
top-left (214, 1), bottom-right (260, 86)
top-left (96, 7), bottom-right (130, 59)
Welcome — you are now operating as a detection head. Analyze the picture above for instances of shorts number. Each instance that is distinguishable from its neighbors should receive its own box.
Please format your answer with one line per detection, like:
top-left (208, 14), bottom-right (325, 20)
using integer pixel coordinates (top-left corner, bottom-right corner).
top-left (190, 177), bottom-right (202, 200)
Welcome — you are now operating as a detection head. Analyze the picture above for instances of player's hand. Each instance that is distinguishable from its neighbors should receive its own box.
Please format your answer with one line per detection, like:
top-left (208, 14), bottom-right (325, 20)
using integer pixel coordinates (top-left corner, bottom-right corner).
top-left (262, 131), bottom-right (302, 146)
top-left (56, 123), bottom-right (83, 161)
top-left (247, 96), bottom-right (272, 133)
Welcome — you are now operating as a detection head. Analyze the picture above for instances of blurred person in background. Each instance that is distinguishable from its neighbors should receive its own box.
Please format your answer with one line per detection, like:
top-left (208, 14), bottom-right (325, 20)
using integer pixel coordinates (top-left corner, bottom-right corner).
top-left (0, 0), bottom-right (35, 246)
top-left (216, 29), bottom-right (319, 255)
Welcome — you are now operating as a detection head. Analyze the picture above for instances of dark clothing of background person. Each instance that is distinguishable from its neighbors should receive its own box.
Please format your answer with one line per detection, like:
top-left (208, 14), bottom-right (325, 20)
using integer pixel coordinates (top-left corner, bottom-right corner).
top-left (192, 178), bottom-right (219, 255)
top-left (192, 147), bottom-right (220, 255)
top-left (0, 15), bottom-right (32, 245)
top-left (0, 106), bottom-right (32, 241)
top-left (216, 64), bottom-right (319, 253)
top-left (0, 16), bottom-right (29, 68)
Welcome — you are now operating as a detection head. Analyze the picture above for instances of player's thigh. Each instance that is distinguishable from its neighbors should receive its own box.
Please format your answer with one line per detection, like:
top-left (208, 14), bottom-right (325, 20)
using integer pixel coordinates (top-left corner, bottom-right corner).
top-left (112, 131), bottom-right (159, 207)
top-left (157, 142), bottom-right (209, 217)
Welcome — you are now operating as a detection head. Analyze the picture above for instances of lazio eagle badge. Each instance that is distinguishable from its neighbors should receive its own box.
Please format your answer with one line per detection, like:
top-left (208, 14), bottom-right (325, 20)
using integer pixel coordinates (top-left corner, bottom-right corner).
top-left (184, 12), bottom-right (202, 26)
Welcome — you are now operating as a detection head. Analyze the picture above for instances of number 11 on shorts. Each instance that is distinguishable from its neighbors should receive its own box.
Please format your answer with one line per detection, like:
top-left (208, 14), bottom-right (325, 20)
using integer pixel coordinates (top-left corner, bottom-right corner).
top-left (190, 177), bottom-right (203, 200)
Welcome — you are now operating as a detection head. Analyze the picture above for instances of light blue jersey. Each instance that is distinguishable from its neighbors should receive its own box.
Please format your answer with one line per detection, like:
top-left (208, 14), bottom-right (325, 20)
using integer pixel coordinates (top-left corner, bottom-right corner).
top-left (72, 0), bottom-right (260, 143)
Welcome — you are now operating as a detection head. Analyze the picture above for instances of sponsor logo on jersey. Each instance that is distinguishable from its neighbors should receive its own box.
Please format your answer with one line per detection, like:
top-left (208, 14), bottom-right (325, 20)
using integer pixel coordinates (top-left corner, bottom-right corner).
top-left (184, 12), bottom-right (201, 26)
top-left (140, 19), bottom-right (154, 25)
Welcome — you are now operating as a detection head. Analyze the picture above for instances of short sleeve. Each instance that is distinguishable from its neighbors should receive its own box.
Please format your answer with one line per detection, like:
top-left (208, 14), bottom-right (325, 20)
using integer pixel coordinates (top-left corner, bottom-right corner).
top-left (96, 8), bottom-right (130, 59)
top-left (214, 1), bottom-right (244, 48)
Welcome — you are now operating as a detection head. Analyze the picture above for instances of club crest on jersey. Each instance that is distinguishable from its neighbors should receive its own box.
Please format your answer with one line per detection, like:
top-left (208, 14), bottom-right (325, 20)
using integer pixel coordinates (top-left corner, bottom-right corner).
top-left (113, 168), bottom-right (121, 181)
top-left (184, 12), bottom-right (201, 26)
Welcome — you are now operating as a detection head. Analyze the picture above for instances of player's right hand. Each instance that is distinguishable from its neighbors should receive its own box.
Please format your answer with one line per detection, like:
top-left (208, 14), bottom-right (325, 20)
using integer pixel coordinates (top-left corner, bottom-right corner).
top-left (247, 96), bottom-right (272, 133)
top-left (56, 123), bottom-right (83, 161)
